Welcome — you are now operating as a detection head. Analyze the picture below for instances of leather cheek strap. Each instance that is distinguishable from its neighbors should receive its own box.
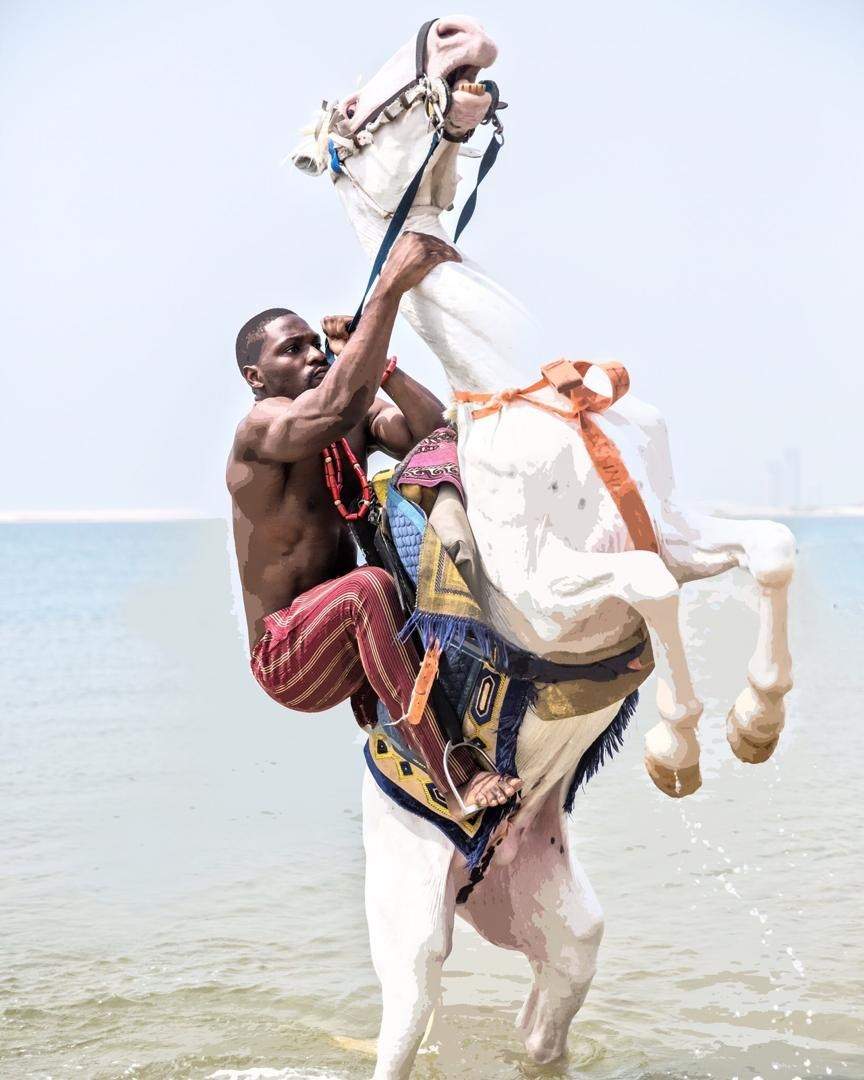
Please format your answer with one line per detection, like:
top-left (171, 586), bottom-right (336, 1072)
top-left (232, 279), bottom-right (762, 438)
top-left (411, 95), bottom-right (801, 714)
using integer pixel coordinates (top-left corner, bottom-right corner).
top-left (416, 17), bottom-right (439, 78)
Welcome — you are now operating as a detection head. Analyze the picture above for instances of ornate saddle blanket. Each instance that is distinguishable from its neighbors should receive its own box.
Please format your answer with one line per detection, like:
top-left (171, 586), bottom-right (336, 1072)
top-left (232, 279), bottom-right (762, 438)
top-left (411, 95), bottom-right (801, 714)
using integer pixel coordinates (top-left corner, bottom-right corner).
top-left (364, 427), bottom-right (654, 867)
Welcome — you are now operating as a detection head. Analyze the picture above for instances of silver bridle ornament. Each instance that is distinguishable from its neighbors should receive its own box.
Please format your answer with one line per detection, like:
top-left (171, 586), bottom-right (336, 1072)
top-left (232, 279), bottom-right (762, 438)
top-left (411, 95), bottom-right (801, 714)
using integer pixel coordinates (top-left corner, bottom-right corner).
top-left (290, 73), bottom-right (451, 182)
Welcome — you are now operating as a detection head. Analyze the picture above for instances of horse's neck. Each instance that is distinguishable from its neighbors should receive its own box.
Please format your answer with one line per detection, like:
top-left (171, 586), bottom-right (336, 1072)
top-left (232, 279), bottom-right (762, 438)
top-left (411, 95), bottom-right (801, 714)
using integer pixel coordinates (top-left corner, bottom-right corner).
top-left (336, 182), bottom-right (540, 393)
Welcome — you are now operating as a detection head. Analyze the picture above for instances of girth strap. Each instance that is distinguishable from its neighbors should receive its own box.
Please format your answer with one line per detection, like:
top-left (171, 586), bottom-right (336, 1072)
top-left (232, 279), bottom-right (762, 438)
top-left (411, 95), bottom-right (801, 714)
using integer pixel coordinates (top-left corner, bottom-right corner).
top-left (454, 359), bottom-right (659, 554)
top-left (503, 638), bottom-right (646, 683)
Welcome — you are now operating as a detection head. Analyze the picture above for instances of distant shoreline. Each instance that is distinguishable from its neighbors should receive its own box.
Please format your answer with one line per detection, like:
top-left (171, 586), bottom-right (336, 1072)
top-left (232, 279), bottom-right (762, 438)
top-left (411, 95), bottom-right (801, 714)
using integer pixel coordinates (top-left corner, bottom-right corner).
top-left (699, 504), bottom-right (864, 520)
top-left (1, 506), bottom-right (862, 524)
top-left (0, 510), bottom-right (221, 524)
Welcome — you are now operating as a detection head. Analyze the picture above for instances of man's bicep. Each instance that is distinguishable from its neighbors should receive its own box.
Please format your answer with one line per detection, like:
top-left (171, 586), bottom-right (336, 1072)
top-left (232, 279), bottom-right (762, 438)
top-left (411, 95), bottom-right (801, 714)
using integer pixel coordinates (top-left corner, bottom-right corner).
top-left (368, 400), bottom-right (416, 458)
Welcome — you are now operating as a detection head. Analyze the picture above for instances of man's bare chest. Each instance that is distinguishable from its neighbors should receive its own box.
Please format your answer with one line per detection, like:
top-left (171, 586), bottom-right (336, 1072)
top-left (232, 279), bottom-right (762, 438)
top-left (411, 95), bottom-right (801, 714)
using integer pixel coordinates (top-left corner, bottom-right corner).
top-left (241, 425), bottom-right (370, 520)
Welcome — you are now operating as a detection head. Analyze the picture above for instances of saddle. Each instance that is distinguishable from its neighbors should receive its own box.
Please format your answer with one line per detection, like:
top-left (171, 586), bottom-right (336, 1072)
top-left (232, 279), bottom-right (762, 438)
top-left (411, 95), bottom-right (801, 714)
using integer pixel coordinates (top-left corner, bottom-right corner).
top-left (359, 432), bottom-right (654, 867)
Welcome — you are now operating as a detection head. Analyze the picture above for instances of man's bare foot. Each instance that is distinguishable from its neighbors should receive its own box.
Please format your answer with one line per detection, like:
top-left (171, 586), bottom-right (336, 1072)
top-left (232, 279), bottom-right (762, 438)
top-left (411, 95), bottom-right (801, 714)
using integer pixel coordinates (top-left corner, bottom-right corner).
top-left (453, 771), bottom-right (523, 818)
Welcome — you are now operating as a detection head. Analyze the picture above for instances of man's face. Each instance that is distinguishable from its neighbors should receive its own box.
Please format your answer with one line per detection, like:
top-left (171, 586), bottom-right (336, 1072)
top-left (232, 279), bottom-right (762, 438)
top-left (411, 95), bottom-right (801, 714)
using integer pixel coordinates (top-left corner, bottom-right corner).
top-left (244, 314), bottom-right (328, 399)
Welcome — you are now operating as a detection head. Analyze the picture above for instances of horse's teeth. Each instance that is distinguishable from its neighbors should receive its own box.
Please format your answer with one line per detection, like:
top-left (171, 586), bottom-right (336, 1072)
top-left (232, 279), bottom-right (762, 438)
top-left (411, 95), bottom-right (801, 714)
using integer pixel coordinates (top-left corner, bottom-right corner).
top-left (455, 81), bottom-right (486, 96)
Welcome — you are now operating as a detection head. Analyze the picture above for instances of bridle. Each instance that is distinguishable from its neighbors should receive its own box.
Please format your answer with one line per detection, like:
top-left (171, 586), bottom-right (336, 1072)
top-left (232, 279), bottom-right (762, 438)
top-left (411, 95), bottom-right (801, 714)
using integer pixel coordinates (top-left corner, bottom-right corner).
top-left (322, 18), bottom-right (507, 343)
top-left (323, 18), bottom-right (504, 173)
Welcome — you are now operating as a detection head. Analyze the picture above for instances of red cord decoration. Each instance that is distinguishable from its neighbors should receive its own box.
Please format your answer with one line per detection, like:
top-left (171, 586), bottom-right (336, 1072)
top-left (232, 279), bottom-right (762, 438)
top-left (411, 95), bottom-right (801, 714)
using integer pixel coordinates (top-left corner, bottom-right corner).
top-left (321, 437), bottom-right (373, 521)
top-left (320, 356), bottom-right (396, 520)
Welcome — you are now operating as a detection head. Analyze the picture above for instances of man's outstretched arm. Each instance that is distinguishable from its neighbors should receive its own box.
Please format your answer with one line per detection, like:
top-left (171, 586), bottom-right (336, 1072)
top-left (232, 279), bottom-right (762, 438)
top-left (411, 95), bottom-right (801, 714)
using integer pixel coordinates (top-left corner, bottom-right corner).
top-left (237, 233), bottom-right (460, 464)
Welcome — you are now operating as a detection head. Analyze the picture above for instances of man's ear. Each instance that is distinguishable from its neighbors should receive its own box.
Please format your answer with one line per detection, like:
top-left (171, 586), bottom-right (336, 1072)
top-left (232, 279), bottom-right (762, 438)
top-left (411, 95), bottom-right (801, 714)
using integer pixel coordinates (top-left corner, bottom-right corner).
top-left (243, 365), bottom-right (264, 392)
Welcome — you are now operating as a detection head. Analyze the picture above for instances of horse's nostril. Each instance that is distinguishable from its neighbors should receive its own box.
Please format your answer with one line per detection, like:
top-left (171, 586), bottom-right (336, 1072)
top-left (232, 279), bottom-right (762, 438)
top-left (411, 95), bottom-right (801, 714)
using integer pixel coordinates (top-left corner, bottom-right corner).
top-left (435, 21), bottom-right (463, 40)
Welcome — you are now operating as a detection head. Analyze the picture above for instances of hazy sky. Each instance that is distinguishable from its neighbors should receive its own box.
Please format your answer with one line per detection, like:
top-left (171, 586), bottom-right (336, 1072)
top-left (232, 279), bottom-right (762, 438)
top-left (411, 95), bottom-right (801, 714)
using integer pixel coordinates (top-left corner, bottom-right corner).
top-left (2, 0), bottom-right (862, 515)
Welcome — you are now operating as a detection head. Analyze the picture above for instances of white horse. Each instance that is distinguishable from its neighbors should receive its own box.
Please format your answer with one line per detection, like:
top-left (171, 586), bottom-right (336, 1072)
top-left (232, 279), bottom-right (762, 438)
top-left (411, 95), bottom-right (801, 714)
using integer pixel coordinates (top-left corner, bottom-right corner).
top-left (292, 16), bottom-right (795, 1077)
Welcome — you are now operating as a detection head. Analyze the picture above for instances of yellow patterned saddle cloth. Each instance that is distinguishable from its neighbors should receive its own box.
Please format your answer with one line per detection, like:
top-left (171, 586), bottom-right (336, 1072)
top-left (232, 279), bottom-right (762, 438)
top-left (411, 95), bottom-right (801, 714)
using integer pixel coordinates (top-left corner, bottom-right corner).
top-left (368, 658), bottom-right (513, 842)
top-left (365, 468), bottom-right (654, 853)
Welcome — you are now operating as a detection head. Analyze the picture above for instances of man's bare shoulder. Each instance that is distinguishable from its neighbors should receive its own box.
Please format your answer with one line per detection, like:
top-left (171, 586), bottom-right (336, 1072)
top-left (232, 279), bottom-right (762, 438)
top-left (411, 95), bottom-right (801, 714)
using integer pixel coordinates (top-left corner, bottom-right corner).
top-left (227, 401), bottom-right (290, 494)
top-left (231, 398), bottom-right (293, 459)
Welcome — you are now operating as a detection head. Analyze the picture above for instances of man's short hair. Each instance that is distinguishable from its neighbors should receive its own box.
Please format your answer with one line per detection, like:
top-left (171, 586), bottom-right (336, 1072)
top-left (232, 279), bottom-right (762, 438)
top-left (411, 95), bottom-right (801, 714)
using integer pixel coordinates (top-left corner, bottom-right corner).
top-left (235, 308), bottom-right (295, 372)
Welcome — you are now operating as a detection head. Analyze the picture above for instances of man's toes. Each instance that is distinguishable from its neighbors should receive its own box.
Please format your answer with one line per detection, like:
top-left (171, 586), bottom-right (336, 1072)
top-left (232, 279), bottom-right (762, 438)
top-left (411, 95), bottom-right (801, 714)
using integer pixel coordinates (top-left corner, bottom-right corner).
top-left (459, 772), bottom-right (522, 814)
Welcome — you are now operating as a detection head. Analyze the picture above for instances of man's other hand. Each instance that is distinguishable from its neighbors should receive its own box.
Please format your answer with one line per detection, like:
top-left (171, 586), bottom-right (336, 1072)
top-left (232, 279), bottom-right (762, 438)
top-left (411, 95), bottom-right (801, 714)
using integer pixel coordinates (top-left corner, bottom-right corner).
top-left (321, 315), bottom-right (353, 358)
top-left (380, 232), bottom-right (462, 295)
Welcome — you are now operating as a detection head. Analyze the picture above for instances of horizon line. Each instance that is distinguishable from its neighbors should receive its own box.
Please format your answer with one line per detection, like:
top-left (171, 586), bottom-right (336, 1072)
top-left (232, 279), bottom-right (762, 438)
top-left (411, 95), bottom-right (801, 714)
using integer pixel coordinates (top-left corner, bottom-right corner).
top-left (0, 504), bottom-right (862, 524)
top-left (0, 509), bottom-right (225, 524)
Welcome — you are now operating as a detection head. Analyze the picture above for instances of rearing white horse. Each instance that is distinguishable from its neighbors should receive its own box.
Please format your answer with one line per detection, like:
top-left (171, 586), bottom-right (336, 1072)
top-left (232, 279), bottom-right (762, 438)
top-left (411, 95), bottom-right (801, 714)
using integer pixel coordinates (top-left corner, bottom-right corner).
top-left (292, 16), bottom-right (794, 1078)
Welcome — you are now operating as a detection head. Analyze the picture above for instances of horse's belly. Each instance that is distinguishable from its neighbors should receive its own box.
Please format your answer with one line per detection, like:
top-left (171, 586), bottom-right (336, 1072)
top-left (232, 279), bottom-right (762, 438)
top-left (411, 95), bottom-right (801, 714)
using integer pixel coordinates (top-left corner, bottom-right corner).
top-left (514, 701), bottom-right (622, 816)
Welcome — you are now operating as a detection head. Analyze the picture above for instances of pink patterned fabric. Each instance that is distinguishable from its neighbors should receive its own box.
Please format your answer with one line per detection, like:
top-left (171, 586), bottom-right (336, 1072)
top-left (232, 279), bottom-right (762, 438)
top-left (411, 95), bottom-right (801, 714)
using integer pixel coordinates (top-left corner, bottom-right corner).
top-left (395, 426), bottom-right (464, 500)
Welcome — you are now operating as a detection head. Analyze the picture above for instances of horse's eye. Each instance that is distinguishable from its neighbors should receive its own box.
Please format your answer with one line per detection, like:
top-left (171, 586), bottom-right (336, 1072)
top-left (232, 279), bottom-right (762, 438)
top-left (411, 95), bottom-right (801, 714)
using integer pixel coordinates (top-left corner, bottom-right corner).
top-left (346, 104), bottom-right (356, 119)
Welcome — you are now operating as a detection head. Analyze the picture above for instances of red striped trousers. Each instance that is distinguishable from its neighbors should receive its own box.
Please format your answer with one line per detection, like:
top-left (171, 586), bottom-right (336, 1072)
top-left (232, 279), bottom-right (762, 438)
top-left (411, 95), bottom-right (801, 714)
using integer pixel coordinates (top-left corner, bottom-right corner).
top-left (250, 566), bottom-right (474, 790)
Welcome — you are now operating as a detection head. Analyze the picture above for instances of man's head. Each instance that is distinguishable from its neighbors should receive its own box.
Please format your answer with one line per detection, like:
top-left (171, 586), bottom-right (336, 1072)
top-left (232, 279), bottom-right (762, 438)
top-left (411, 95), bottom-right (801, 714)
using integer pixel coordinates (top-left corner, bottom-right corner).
top-left (235, 309), bottom-right (329, 399)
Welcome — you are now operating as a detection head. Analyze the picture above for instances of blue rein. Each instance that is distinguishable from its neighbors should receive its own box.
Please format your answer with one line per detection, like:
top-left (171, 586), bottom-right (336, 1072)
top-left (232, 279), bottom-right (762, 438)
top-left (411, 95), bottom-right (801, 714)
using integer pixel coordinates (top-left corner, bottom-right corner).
top-left (326, 83), bottom-right (504, 361)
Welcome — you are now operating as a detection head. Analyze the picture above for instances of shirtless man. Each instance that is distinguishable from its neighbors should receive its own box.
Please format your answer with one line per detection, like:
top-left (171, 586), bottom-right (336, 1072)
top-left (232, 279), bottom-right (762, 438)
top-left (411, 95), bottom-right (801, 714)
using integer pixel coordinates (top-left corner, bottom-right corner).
top-left (227, 231), bottom-right (521, 814)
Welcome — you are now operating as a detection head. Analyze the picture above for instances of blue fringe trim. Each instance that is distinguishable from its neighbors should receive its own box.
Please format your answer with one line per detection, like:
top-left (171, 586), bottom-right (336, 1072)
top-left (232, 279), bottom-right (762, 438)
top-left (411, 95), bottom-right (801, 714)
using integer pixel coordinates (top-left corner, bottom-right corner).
top-left (400, 608), bottom-right (514, 672)
top-left (562, 690), bottom-right (640, 813)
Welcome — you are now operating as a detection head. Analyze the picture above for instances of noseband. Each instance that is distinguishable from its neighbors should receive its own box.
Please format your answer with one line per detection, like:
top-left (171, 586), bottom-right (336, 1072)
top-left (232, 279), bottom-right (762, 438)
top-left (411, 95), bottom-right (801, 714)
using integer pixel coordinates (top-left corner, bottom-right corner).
top-left (324, 17), bottom-right (503, 175)
top-left (325, 18), bottom-right (507, 347)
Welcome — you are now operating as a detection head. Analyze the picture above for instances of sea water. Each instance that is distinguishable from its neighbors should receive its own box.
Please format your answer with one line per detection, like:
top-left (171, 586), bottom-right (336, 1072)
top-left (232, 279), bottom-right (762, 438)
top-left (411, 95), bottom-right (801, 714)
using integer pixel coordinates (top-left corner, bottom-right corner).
top-left (1, 519), bottom-right (862, 1079)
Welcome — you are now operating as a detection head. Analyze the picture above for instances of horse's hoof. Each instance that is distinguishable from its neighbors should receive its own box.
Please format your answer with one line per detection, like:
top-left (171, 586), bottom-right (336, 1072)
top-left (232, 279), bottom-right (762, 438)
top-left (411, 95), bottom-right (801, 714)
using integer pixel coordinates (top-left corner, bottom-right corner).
top-left (726, 710), bottom-right (780, 764)
top-left (644, 756), bottom-right (702, 798)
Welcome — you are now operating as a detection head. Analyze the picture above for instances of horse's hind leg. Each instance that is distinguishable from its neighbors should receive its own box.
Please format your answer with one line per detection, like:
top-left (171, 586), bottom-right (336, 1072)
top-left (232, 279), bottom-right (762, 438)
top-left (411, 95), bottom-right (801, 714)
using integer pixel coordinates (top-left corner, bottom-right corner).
top-left (457, 785), bottom-right (604, 1065)
top-left (363, 770), bottom-right (457, 1080)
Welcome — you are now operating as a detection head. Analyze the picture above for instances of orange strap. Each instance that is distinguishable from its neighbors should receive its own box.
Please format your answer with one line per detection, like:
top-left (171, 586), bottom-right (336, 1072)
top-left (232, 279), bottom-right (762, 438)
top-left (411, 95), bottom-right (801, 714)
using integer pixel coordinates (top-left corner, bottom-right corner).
top-left (454, 359), bottom-right (658, 554)
top-left (404, 639), bottom-right (442, 726)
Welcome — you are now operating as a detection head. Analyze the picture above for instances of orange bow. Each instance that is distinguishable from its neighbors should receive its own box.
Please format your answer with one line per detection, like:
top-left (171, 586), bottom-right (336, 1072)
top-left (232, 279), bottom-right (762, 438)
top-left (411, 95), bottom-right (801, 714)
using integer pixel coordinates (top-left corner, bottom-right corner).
top-left (454, 359), bottom-right (658, 554)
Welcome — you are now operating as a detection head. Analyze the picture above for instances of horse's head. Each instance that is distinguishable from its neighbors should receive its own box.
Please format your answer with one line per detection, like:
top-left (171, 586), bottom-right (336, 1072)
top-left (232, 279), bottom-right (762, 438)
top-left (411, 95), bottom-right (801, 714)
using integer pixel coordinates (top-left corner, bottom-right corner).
top-left (292, 16), bottom-right (499, 216)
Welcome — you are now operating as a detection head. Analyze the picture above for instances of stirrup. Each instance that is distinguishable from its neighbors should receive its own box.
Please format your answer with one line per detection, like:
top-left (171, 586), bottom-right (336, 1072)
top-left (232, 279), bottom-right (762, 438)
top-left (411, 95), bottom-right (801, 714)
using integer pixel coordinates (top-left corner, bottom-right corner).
top-left (442, 739), bottom-right (499, 817)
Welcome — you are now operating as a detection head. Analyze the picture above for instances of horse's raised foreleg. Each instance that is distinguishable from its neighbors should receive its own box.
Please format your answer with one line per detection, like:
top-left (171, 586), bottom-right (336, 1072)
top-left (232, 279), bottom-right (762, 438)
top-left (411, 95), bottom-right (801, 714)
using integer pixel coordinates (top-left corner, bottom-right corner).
top-left (597, 550), bottom-right (704, 797)
top-left (362, 769), bottom-right (457, 1080)
top-left (661, 505), bottom-right (795, 762)
top-left (637, 585), bottom-right (705, 797)
top-left (456, 783), bottom-right (603, 1064)
top-left (634, 402), bottom-right (795, 763)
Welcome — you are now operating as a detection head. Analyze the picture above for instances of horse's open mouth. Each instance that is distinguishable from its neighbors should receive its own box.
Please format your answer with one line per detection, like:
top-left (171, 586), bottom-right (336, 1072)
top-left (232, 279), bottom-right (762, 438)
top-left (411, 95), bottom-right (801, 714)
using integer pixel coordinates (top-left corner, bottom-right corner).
top-left (446, 64), bottom-right (482, 90)
top-left (440, 62), bottom-right (495, 136)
